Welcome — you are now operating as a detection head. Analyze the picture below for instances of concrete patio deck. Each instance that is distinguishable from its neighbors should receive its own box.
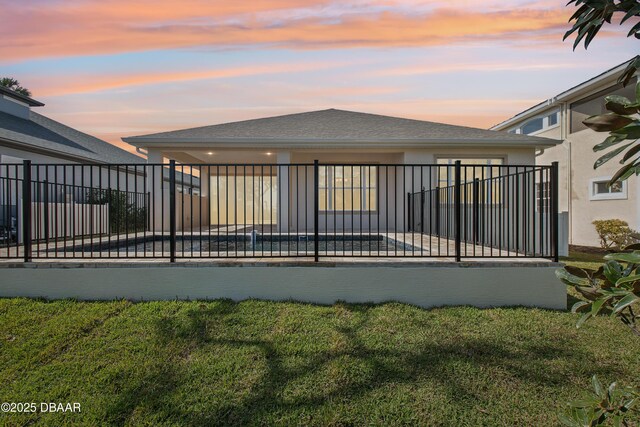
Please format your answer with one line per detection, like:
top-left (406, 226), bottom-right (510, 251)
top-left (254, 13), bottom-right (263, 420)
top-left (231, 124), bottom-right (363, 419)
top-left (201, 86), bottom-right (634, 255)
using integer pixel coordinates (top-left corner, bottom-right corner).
top-left (0, 231), bottom-right (553, 261)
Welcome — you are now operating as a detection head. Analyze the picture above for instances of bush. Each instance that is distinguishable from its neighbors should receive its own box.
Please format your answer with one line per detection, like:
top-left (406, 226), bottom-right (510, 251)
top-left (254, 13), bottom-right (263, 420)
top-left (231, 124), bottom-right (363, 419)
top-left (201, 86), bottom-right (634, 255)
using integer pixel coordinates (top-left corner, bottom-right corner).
top-left (86, 188), bottom-right (147, 234)
top-left (592, 219), bottom-right (639, 251)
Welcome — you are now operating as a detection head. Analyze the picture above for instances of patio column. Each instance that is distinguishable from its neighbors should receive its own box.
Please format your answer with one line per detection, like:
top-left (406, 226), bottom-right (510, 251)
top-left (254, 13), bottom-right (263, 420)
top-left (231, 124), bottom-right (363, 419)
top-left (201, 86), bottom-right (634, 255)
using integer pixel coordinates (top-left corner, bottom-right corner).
top-left (276, 152), bottom-right (290, 233)
top-left (146, 149), bottom-right (167, 232)
top-left (198, 166), bottom-right (210, 230)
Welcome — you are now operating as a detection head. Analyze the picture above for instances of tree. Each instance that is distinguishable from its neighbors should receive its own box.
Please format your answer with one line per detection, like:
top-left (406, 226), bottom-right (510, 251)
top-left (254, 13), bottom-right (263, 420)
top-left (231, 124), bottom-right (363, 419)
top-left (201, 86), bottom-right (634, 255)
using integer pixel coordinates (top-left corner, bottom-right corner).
top-left (558, 3), bottom-right (640, 424)
top-left (563, 0), bottom-right (640, 185)
top-left (0, 77), bottom-right (32, 97)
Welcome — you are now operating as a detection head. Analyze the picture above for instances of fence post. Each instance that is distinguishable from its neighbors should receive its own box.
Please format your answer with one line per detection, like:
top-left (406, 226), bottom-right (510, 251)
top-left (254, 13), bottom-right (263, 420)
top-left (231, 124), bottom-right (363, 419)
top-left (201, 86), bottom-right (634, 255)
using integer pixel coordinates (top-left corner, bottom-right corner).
top-left (473, 178), bottom-right (480, 244)
top-left (420, 187), bottom-right (425, 234)
top-left (313, 160), bottom-right (319, 262)
top-left (454, 161), bottom-right (461, 262)
top-left (169, 160), bottom-right (176, 263)
top-left (407, 192), bottom-right (412, 232)
top-left (435, 186), bottom-right (440, 236)
top-left (43, 180), bottom-right (49, 245)
top-left (551, 161), bottom-right (559, 262)
top-left (22, 160), bottom-right (32, 262)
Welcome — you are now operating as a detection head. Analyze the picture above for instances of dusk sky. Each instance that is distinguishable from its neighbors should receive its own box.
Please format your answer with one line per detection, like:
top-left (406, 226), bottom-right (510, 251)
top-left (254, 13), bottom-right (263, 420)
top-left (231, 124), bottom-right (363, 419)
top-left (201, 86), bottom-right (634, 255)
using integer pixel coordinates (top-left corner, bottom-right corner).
top-left (1, 0), bottom-right (637, 155)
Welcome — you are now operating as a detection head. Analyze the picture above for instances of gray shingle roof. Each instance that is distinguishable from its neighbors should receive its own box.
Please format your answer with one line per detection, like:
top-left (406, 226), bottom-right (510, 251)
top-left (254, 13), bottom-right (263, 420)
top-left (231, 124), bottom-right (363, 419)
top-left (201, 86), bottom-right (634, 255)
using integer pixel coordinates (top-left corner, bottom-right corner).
top-left (124, 109), bottom-right (557, 145)
top-left (0, 110), bottom-right (143, 163)
top-left (0, 86), bottom-right (44, 107)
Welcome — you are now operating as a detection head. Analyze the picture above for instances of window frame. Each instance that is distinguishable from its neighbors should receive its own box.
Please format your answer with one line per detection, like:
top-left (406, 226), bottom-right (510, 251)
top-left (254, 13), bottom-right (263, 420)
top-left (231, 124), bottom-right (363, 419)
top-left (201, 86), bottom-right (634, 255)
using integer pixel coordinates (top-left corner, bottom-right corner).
top-left (435, 157), bottom-right (505, 205)
top-left (435, 156), bottom-right (505, 187)
top-left (508, 109), bottom-right (560, 136)
top-left (318, 165), bottom-right (378, 213)
top-left (589, 176), bottom-right (627, 201)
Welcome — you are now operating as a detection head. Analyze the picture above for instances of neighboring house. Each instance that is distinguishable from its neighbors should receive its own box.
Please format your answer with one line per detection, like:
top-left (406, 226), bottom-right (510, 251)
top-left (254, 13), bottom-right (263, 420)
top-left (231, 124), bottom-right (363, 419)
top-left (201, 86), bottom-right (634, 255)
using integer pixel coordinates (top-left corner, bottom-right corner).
top-left (0, 85), bottom-right (199, 193)
top-left (0, 85), bottom-right (142, 165)
top-left (124, 109), bottom-right (562, 251)
top-left (490, 58), bottom-right (639, 248)
top-left (0, 86), bottom-right (198, 242)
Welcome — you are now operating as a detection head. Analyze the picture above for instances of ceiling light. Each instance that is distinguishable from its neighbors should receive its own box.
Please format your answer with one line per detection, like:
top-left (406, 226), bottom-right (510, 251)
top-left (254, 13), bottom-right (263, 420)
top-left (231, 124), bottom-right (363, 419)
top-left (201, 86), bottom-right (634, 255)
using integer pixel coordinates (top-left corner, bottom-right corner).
top-left (207, 152), bottom-right (213, 155)
top-left (266, 152), bottom-right (273, 156)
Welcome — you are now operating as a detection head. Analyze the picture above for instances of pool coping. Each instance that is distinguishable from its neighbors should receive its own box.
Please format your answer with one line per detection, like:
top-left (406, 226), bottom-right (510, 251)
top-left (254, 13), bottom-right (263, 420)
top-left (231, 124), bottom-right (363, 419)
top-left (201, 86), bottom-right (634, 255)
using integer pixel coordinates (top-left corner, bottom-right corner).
top-left (0, 258), bottom-right (560, 268)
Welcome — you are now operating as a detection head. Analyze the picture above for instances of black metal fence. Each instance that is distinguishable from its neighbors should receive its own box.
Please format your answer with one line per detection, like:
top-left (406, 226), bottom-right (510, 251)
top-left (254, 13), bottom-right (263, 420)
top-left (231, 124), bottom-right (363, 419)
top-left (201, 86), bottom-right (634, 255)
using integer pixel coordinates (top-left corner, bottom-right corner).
top-left (0, 160), bottom-right (558, 261)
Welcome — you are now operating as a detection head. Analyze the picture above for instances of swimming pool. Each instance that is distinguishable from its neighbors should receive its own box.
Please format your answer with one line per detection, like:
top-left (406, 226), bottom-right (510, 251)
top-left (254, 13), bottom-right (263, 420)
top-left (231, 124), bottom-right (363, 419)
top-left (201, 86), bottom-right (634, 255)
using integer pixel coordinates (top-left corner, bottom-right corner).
top-left (49, 234), bottom-right (421, 256)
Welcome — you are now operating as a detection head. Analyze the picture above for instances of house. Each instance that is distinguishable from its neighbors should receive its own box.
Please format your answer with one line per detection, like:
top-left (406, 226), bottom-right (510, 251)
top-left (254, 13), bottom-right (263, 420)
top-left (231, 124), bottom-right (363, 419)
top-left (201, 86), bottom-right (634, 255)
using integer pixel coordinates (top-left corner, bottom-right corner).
top-left (123, 108), bottom-right (564, 255)
top-left (0, 86), bottom-right (200, 243)
top-left (0, 85), bottom-right (143, 165)
top-left (0, 108), bottom-right (568, 309)
top-left (490, 58), bottom-right (639, 248)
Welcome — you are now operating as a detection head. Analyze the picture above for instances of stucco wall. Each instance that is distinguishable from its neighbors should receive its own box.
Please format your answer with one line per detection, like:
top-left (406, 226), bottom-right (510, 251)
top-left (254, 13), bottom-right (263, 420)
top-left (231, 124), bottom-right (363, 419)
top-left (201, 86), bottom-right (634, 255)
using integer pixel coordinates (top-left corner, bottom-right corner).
top-left (208, 147), bottom-right (542, 233)
top-left (536, 127), bottom-right (638, 247)
top-left (0, 262), bottom-right (566, 310)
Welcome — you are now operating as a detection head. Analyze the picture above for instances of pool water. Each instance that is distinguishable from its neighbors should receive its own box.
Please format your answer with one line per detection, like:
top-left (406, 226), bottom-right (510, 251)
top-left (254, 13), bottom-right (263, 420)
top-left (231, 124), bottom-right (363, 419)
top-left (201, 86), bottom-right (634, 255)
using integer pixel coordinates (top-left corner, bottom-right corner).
top-left (117, 237), bottom-right (411, 253)
top-left (52, 235), bottom-right (419, 254)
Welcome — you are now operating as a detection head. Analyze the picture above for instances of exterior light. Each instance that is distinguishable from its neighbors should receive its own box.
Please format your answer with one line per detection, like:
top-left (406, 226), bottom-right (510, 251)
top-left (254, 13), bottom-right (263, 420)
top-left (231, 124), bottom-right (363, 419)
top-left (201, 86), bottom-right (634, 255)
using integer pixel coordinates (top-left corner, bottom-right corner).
top-left (266, 152), bottom-right (273, 156)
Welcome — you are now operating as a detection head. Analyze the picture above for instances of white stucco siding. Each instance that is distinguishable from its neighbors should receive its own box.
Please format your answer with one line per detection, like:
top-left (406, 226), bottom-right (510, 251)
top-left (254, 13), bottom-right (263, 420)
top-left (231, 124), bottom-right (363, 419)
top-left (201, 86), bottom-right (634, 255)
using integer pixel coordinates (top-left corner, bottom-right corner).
top-left (204, 146), bottom-right (542, 233)
top-left (536, 127), bottom-right (638, 247)
top-left (0, 262), bottom-right (566, 310)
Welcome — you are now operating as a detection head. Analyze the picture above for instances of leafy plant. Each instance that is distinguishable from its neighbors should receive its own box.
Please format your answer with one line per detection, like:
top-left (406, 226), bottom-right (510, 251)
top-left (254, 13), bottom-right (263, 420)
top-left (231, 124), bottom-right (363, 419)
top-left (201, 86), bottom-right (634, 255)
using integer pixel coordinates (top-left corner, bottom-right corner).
top-left (556, 250), bottom-right (640, 425)
top-left (0, 77), bottom-right (32, 97)
top-left (587, 77), bottom-right (640, 184)
top-left (559, 375), bottom-right (639, 427)
top-left (564, 1), bottom-right (640, 50)
top-left (593, 219), bottom-right (640, 250)
top-left (561, 3), bottom-right (640, 425)
top-left (556, 250), bottom-right (640, 336)
top-left (564, 1), bottom-right (640, 185)
top-left (86, 188), bottom-right (147, 234)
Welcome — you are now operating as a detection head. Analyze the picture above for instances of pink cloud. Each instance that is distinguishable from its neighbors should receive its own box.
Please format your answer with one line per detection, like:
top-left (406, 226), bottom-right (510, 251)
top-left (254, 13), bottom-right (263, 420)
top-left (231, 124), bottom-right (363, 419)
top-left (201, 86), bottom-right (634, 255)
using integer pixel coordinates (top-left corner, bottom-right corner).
top-left (33, 61), bottom-right (353, 97)
top-left (0, 2), bottom-right (575, 61)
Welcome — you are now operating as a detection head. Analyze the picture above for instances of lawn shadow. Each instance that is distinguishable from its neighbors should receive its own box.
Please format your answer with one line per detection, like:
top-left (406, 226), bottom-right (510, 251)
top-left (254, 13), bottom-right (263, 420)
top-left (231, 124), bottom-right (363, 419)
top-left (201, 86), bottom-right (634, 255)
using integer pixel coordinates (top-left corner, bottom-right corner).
top-left (116, 300), bottom-right (619, 425)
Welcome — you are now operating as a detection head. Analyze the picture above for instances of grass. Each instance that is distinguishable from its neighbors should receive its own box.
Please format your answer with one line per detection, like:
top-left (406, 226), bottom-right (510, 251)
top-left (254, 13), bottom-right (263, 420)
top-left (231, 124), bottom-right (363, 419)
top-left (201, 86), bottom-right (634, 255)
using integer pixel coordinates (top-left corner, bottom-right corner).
top-left (1, 296), bottom-right (640, 426)
top-left (560, 248), bottom-right (607, 270)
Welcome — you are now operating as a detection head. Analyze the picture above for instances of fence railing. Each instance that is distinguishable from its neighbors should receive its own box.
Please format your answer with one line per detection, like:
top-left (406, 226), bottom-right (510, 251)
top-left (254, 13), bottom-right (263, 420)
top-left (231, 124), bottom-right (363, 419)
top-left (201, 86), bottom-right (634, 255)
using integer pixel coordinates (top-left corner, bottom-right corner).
top-left (408, 163), bottom-right (557, 260)
top-left (0, 160), bottom-right (559, 261)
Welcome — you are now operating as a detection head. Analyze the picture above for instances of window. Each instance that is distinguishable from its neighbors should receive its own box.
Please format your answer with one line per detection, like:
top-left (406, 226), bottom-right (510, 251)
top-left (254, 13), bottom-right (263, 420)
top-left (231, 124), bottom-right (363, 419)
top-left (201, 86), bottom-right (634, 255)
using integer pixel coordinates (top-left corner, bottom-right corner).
top-left (436, 158), bottom-right (503, 187)
top-left (536, 181), bottom-right (550, 212)
top-left (589, 177), bottom-right (627, 201)
top-left (436, 158), bottom-right (503, 203)
top-left (508, 109), bottom-right (560, 135)
top-left (571, 83), bottom-right (636, 133)
top-left (210, 175), bottom-right (278, 224)
top-left (522, 117), bottom-right (544, 135)
top-left (319, 166), bottom-right (377, 211)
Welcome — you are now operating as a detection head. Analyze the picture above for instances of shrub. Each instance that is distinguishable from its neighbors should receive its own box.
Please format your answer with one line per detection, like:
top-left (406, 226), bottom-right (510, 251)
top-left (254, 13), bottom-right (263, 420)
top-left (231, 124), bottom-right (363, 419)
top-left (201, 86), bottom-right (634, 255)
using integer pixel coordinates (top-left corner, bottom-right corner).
top-left (592, 219), bottom-right (639, 251)
top-left (86, 188), bottom-right (147, 234)
top-left (556, 249), bottom-right (640, 425)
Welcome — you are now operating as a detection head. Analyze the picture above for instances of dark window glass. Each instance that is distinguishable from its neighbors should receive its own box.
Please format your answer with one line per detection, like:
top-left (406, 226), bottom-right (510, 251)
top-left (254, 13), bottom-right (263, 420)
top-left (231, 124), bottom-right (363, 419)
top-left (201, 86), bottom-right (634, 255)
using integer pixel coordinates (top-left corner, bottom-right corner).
top-left (521, 117), bottom-right (543, 135)
top-left (594, 181), bottom-right (623, 195)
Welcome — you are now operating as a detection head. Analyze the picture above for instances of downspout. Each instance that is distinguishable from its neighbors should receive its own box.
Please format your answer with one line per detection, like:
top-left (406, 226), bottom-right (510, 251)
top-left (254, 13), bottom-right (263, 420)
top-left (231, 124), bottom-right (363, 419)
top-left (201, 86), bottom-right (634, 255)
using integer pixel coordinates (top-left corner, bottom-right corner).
top-left (560, 101), bottom-right (572, 246)
top-left (534, 99), bottom-right (571, 245)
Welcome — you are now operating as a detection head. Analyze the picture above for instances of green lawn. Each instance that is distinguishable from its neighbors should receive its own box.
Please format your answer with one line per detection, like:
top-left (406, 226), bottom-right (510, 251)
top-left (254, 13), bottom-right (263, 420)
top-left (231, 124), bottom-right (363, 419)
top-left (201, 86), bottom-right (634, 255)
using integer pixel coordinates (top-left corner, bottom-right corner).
top-left (561, 248), bottom-right (607, 270)
top-left (1, 292), bottom-right (640, 425)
